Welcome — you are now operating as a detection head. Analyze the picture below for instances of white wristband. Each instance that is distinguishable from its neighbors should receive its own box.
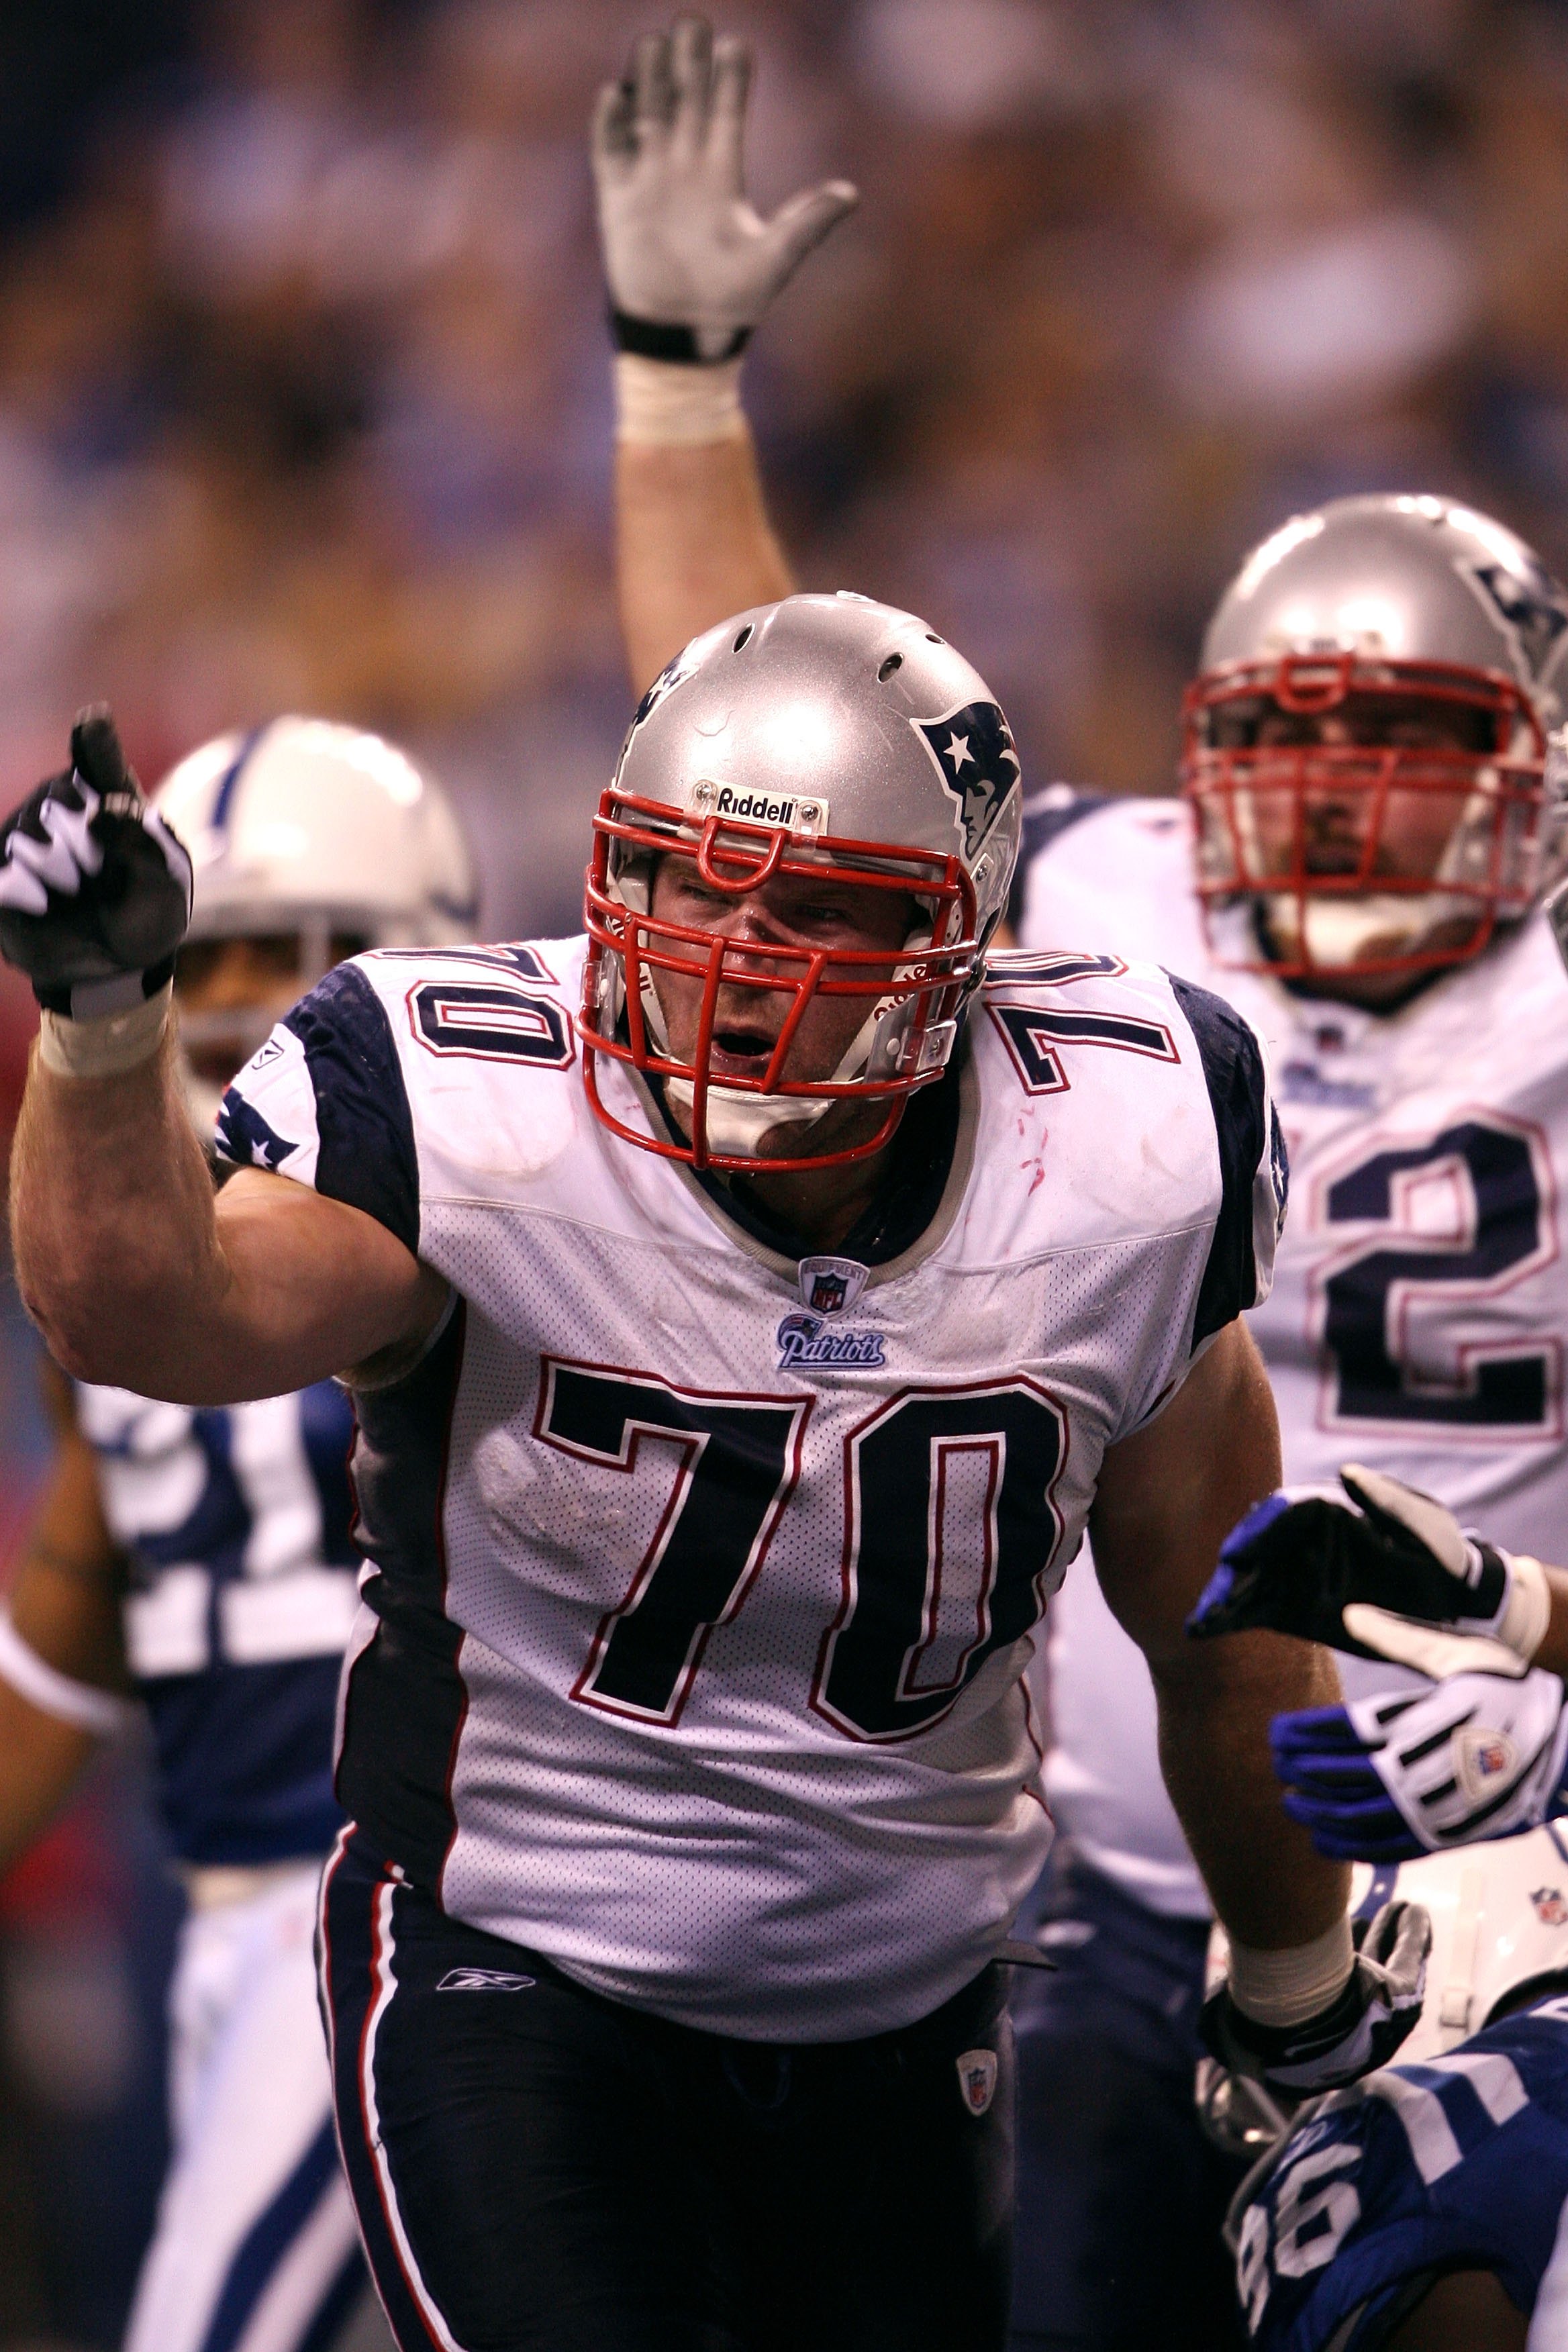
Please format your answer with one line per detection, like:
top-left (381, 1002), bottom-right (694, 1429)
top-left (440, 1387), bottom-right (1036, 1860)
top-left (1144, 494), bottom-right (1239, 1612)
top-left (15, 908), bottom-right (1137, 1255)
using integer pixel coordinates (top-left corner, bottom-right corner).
top-left (1228, 1914), bottom-right (1355, 2029)
top-left (614, 352), bottom-right (746, 446)
top-left (0, 1605), bottom-right (136, 1738)
top-left (38, 981), bottom-right (172, 1079)
top-left (1499, 1551), bottom-right (1553, 1665)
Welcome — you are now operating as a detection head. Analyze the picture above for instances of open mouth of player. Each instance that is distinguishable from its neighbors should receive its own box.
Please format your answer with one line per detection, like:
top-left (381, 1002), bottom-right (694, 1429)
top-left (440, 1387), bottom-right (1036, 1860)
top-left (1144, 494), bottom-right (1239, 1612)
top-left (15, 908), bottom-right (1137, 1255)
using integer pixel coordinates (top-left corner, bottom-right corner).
top-left (709, 1025), bottom-right (784, 1081)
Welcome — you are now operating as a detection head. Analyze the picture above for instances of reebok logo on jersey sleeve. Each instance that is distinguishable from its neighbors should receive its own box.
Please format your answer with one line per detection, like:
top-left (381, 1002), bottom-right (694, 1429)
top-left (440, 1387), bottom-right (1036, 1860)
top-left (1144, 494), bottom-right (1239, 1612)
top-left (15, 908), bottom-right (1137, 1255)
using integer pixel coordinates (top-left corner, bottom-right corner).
top-left (215, 1022), bottom-right (320, 1187)
top-left (436, 1967), bottom-right (537, 1993)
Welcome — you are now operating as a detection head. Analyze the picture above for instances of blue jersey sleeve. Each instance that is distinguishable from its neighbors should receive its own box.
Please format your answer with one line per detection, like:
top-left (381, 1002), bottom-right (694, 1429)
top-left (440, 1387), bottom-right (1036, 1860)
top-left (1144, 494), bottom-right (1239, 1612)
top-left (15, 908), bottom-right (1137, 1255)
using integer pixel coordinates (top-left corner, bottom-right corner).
top-left (216, 961), bottom-right (420, 1257)
top-left (1168, 972), bottom-right (1287, 1352)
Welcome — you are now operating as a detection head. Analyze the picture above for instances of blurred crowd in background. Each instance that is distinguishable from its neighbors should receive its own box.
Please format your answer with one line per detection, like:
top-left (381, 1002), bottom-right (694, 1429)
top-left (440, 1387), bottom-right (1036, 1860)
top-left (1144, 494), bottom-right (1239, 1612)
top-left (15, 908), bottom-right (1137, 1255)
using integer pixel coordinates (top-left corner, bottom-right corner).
top-left (7, 0), bottom-right (1568, 2338)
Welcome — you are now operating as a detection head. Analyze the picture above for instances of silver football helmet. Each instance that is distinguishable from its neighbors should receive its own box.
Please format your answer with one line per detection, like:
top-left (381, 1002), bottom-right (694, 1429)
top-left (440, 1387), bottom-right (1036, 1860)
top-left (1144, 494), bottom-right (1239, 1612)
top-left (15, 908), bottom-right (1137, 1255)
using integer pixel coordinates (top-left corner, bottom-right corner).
top-left (1182, 494), bottom-right (1568, 983)
top-left (156, 716), bottom-right (477, 1126)
top-left (581, 591), bottom-right (1022, 1170)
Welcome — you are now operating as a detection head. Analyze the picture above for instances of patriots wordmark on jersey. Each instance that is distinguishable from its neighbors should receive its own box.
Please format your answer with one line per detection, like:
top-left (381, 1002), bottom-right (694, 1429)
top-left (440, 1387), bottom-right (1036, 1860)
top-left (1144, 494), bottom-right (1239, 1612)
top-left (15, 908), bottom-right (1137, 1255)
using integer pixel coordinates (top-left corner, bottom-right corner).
top-left (1020, 791), bottom-right (1568, 1918)
top-left (216, 934), bottom-right (1281, 2041)
top-left (1232, 1990), bottom-right (1568, 2349)
top-left (76, 1379), bottom-right (360, 1864)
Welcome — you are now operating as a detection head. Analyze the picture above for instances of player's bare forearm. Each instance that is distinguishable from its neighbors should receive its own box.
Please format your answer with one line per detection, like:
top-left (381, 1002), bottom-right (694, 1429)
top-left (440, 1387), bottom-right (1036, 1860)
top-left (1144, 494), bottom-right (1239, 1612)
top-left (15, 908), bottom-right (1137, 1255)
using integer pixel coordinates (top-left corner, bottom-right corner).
top-left (618, 431), bottom-right (797, 693)
top-left (11, 1037), bottom-right (443, 1402)
top-left (1091, 1317), bottom-right (1350, 1949)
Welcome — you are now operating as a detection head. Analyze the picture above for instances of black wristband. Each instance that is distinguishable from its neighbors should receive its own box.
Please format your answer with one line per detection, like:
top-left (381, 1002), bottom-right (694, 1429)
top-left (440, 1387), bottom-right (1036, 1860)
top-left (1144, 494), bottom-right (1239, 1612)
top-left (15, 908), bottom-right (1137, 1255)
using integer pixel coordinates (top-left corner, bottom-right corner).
top-left (609, 307), bottom-right (752, 364)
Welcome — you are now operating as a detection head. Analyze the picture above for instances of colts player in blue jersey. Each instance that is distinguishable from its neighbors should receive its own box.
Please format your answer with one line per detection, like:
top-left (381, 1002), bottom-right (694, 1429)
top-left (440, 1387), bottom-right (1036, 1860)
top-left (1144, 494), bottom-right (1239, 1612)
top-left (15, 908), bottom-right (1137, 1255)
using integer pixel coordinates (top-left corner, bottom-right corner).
top-left (0, 715), bottom-right (475, 2352)
top-left (1191, 1471), bottom-right (1568, 2347)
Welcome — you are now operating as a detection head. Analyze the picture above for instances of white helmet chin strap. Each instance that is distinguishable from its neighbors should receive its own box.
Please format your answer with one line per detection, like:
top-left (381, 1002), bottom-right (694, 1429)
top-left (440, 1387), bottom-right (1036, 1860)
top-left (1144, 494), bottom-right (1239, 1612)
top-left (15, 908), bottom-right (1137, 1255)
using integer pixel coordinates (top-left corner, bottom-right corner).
top-left (1262, 889), bottom-right (1478, 972)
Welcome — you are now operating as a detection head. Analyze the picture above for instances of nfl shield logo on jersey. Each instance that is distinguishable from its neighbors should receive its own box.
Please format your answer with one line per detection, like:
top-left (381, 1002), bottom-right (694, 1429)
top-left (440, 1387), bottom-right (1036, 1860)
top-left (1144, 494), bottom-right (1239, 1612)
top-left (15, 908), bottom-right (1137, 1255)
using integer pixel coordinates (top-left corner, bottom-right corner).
top-left (956, 2049), bottom-right (998, 2117)
top-left (1532, 1887), bottom-right (1568, 1927)
top-left (797, 1255), bottom-right (869, 1316)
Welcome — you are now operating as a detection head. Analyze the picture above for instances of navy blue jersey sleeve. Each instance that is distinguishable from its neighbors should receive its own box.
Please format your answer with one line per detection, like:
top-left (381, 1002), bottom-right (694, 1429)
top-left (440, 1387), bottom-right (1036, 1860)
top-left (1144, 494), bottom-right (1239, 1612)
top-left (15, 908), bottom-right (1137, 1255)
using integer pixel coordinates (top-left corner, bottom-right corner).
top-left (1168, 972), bottom-right (1285, 1352)
top-left (216, 961), bottom-right (420, 1257)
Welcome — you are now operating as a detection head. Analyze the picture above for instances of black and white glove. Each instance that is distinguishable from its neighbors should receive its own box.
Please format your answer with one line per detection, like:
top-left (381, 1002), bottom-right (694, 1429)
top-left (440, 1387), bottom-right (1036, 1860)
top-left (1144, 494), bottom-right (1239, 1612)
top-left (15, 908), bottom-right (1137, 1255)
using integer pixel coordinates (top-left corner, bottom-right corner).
top-left (1187, 1463), bottom-right (1551, 1680)
top-left (592, 17), bottom-right (857, 362)
top-left (0, 706), bottom-right (191, 1021)
top-left (1201, 1901), bottom-right (1430, 2095)
top-left (1273, 1669), bottom-right (1568, 1860)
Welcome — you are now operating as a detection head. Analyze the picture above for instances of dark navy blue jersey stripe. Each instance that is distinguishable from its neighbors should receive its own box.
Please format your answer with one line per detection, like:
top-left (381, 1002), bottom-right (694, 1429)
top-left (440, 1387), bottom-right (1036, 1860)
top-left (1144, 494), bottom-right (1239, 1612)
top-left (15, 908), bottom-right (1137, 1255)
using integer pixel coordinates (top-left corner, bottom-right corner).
top-left (197, 2115), bottom-right (345, 2352)
top-left (301, 1379), bottom-right (360, 1567)
top-left (210, 723), bottom-right (270, 832)
top-left (1009, 787), bottom-right (1112, 924)
top-left (285, 963), bottom-right (421, 1257)
top-left (336, 1304), bottom-right (469, 1892)
top-left (1167, 972), bottom-right (1268, 1352)
top-left (320, 1841), bottom-right (450, 2352)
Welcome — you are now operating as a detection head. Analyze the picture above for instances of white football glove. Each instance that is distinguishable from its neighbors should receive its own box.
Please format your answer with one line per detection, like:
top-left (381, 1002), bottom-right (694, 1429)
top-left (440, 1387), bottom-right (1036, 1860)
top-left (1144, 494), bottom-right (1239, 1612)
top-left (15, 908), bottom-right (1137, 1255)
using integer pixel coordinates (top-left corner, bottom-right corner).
top-left (592, 17), bottom-right (858, 361)
top-left (1273, 1669), bottom-right (1568, 1858)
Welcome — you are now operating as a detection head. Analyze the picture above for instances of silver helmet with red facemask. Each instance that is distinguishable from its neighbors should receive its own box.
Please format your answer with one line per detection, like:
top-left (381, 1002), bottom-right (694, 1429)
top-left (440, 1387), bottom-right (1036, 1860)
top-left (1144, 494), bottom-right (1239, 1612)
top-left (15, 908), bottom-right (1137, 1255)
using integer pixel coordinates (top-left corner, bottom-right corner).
top-left (581, 593), bottom-right (1021, 1171)
top-left (1181, 495), bottom-right (1568, 984)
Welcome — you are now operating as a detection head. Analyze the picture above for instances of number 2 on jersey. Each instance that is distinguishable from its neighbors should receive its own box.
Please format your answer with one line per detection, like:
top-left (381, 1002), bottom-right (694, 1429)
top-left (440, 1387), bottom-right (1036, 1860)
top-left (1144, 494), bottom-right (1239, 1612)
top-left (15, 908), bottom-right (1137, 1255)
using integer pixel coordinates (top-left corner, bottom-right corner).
top-left (1316, 1114), bottom-right (1558, 1432)
top-left (536, 1364), bottom-right (1066, 1740)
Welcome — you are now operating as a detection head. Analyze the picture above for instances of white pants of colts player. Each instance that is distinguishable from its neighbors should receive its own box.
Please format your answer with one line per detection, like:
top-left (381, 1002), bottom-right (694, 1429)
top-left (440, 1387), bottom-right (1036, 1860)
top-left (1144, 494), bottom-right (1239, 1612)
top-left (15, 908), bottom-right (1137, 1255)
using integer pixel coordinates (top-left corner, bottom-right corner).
top-left (124, 1859), bottom-right (391, 2352)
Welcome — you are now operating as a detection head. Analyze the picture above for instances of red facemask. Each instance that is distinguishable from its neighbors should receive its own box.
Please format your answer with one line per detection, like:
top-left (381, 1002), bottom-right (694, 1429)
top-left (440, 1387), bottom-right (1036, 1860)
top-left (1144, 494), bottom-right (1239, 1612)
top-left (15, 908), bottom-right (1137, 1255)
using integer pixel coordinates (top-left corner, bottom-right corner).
top-left (579, 786), bottom-right (979, 1173)
top-left (1180, 651), bottom-right (1547, 981)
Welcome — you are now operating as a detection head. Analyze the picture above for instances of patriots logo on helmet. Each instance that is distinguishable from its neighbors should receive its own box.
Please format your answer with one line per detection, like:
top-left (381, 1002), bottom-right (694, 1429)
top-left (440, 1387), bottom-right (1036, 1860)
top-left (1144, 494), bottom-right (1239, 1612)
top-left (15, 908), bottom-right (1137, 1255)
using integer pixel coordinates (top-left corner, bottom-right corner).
top-left (1532, 1886), bottom-right (1568, 1927)
top-left (914, 701), bottom-right (1020, 861)
top-left (628, 640), bottom-right (705, 734)
top-left (1466, 557), bottom-right (1568, 682)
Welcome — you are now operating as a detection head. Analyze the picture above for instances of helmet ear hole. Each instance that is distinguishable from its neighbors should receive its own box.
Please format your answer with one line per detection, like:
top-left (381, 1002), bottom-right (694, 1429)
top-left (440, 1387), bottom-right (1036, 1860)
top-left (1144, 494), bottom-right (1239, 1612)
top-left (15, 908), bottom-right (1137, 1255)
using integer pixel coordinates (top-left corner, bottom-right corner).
top-left (878, 653), bottom-right (903, 682)
top-left (733, 625), bottom-right (754, 652)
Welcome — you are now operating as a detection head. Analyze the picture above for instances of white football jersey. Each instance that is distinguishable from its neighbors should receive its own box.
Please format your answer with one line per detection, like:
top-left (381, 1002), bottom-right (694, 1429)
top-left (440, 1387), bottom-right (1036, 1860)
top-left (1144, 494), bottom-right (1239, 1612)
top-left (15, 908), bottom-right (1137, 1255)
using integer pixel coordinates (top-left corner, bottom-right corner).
top-left (218, 934), bottom-right (1279, 2040)
top-left (1018, 790), bottom-right (1568, 1916)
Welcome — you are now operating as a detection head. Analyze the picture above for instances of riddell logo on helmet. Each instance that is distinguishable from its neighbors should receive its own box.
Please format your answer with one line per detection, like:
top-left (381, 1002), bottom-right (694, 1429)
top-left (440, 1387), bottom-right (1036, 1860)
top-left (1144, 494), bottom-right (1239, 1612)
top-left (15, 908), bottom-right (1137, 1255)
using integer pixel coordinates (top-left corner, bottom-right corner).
top-left (689, 780), bottom-right (826, 838)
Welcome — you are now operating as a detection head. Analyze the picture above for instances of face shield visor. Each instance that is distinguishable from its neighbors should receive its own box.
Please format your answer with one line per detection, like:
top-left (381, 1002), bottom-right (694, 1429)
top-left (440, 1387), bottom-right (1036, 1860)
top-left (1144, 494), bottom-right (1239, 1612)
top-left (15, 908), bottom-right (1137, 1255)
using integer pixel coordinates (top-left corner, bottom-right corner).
top-left (1181, 652), bottom-right (1547, 983)
top-left (579, 785), bottom-right (981, 1173)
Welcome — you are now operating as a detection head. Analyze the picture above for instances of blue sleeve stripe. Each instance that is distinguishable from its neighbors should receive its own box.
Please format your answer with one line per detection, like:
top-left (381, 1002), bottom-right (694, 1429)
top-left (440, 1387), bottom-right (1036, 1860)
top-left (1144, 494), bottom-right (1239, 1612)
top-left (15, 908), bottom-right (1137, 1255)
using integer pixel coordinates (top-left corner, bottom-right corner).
top-left (1167, 972), bottom-right (1265, 1350)
top-left (283, 964), bottom-right (420, 1257)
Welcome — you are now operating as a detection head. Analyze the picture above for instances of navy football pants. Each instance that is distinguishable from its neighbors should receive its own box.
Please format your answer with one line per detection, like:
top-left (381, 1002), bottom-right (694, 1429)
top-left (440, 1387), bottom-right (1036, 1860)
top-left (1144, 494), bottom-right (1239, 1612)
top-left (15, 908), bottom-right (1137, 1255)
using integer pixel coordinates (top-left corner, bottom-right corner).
top-left (320, 1829), bottom-right (1014, 2352)
top-left (1008, 1843), bottom-right (1246, 2352)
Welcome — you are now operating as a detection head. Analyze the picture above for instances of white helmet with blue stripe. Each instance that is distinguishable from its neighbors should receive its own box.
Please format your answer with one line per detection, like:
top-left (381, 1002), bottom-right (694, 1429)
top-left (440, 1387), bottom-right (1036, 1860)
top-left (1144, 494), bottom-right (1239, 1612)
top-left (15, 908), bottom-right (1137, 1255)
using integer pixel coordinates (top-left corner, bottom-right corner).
top-left (154, 716), bottom-right (477, 1128)
top-left (1197, 1824), bottom-right (1568, 2163)
top-left (155, 716), bottom-right (477, 966)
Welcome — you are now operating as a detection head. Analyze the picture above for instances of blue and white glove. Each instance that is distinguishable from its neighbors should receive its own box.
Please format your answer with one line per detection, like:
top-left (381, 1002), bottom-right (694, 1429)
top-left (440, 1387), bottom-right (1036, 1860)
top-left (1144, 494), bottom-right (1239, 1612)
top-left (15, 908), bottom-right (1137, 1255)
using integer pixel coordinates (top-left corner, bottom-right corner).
top-left (1201, 1900), bottom-right (1430, 2094)
top-left (1187, 1463), bottom-right (1551, 1680)
top-left (0, 706), bottom-right (191, 1022)
top-left (592, 17), bottom-right (857, 363)
top-left (1272, 1668), bottom-right (1568, 1861)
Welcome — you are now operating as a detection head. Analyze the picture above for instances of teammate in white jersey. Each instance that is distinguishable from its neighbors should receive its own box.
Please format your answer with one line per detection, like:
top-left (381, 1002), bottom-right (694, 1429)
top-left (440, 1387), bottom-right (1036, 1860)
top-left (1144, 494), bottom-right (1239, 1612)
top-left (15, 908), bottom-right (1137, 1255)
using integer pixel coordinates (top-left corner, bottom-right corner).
top-left (0, 577), bottom-right (1408, 2352)
top-left (584, 26), bottom-right (1568, 2343)
top-left (0, 714), bottom-right (472, 2352)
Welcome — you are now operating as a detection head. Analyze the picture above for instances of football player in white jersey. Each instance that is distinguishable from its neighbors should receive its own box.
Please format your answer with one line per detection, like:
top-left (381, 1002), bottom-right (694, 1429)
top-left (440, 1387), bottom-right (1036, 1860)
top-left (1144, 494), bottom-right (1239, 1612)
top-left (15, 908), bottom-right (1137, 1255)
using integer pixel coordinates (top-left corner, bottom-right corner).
top-left (0, 714), bottom-right (472, 2352)
top-left (585, 22), bottom-right (1568, 2343)
top-left (0, 579), bottom-right (1410, 2352)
